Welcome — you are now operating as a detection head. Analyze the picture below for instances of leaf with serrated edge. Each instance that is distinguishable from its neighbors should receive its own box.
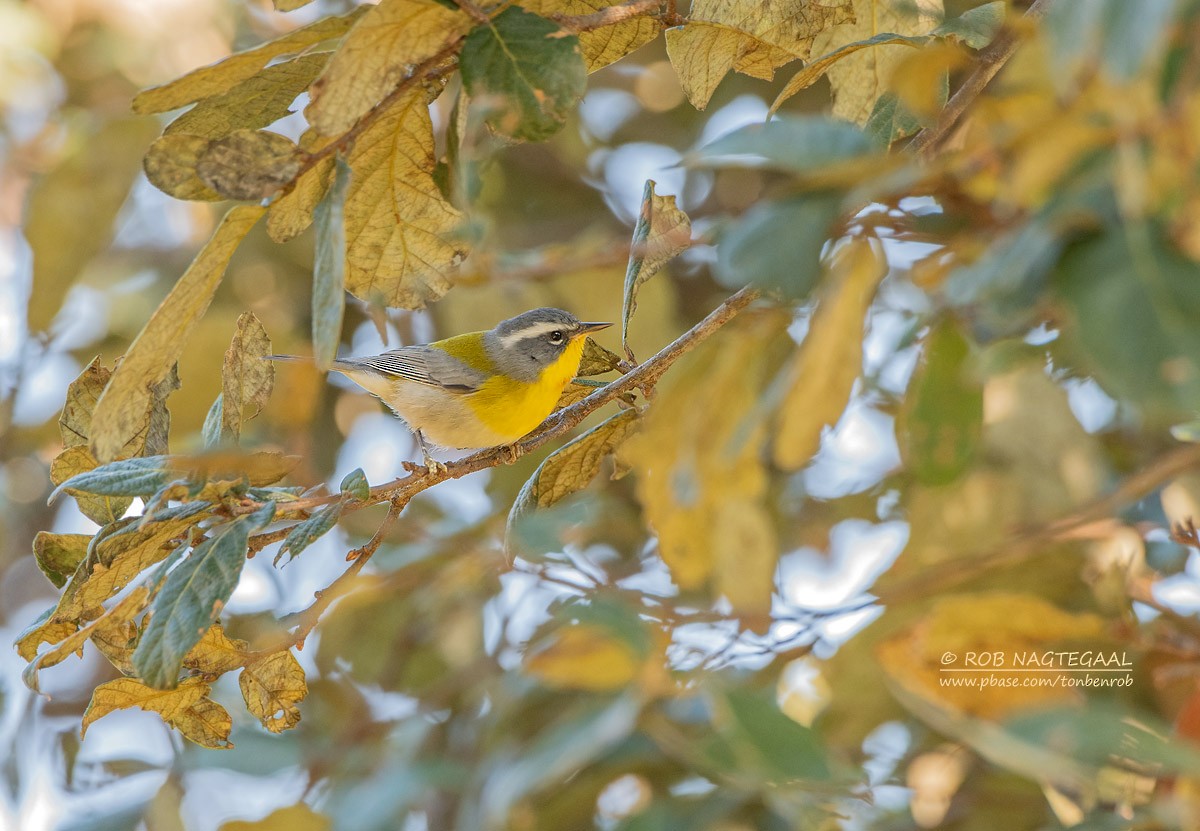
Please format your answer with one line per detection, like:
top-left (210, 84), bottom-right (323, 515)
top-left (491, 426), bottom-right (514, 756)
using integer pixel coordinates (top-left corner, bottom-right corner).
top-left (459, 7), bottom-right (587, 141)
top-left (183, 623), bottom-right (248, 675)
top-left (343, 85), bottom-right (466, 309)
top-left (166, 54), bottom-right (329, 140)
top-left (23, 586), bottom-right (151, 692)
top-left (83, 677), bottom-right (233, 749)
top-left (307, 0), bottom-right (470, 136)
top-left (197, 130), bottom-right (302, 201)
top-left (809, 0), bottom-right (943, 125)
top-left (773, 240), bottom-right (885, 470)
top-left (521, 0), bottom-right (661, 71)
top-left (240, 650), bottom-right (308, 732)
top-left (133, 10), bottom-right (365, 114)
top-left (222, 312), bottom-right (274, 443)
top-left (132, 505), bottom-right (275, 689)
top-left (90, 205), bottom-right (264, 463)
top-left (312, 158), bottom-right (350, 369)
top-left (622, 180), bottom-right (691, 360)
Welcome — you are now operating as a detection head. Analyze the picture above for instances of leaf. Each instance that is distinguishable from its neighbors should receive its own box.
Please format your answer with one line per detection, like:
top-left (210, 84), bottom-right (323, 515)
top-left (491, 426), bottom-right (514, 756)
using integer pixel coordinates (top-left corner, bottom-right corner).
top-left (239, 650), bottom-right (308, 732)
top-left (23, 587), bottom-right (151, 693)
top-left (342, 85), bottom-right (467, 309)
top-left (197, 130), bottom-right (302, 201)
top-left (621, 181), bottom-right (691, 360)
top-left (50, 455), bottom-right (177, 502)
top-left (898, 319), bottom-right (983, 485)
top-left (525, 625), bottom-right (642, 691)
top-left (771, 32), bottom-right (924, 113)
top-left (24, 117), bottom-right (159, 332)
top-left (578, 337), bottom-right (623, 376)
top-left (132, 10), bottom-right (365, 114)
top-left (312, 158), bottom-right (350, 370)
top-left (32, 533), bottom-right (89, 589)
top-left (712, 499), bottom-right (777, 617)
top-left (521, 0), bottom-right (662, 71)
top-left (222, 312), bottom-right (275, 443)
top-left (15, 608), bottom-right (77, 663)
top-left (50, 446), bottom-right (133, 525)
top-left (459, 7), bottom-right (587, 141)
top-left (183, 623), bottom-right (248, 675)
top-left (690, 116), bottom-right (878, 175)
top-left (772, 239), bottom-right (885, 470)
top-left (82, 677), bottom-right (233, 749)
top-left (340, 468), bottom-right (370, 501)
top-left (715, 190), bottom-right (844, 297)
top-left (306, 0), bottom-right (470, 137)
top-left (933, 1), bottom-right (1004, 49)
top-left (132, 504), bottom-right (276, 689)
top-left (203, 395), bottom-right (223, 450)
top-left (864, 90), bottom-right (923, 145)
top-left (220, 805), bottom-right (331, 831)
top-left (143, 134), bottom-right (222, 201)
top-left (267, 147), bottom-right (334, 244)
top-left (718, 687), bottom-right (830, 780)
top-left (59, 357), bottom-right (110, 449)
top-left (665, 0), bottom-right (854, 109)
top-left (277, 504), bottom-right (342, 564)
top-left (273, 0), bottom-right (315, 9)
top-left (90, 204), bottom-right (265, 463)
top-left (808, 0), bottom-right (944, 125)
top-left (165, 54), bottom-right (329, 140)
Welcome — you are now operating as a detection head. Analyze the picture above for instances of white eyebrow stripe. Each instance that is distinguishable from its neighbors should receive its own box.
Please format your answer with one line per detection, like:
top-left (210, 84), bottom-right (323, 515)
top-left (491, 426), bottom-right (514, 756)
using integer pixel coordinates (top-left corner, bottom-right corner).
top-left (497, 321), bottom-right (573, 348)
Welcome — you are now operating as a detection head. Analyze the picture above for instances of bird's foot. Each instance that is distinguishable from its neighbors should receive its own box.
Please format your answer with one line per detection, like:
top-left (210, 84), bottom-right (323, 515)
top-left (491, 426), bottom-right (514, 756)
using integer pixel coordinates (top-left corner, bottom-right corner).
top-left (422, 454), bottom-right (448, 476)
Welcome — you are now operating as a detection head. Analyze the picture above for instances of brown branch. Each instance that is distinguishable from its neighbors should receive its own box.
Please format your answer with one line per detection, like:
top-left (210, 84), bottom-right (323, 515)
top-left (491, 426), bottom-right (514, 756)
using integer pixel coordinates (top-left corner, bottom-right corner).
top-left (551, 0), bottom-right (663, 32)
top-left (908, 0), bottom-right (1053, 158)
top-left (876, 443), bottom-right (1200, 605)
top-left (453, 0), bottom-right (491, 25)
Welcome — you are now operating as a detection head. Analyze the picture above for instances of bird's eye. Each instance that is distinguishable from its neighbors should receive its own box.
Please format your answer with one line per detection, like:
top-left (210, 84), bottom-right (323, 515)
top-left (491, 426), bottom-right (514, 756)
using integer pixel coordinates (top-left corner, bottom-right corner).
top-left (548, 330), bottom-right (565, 344)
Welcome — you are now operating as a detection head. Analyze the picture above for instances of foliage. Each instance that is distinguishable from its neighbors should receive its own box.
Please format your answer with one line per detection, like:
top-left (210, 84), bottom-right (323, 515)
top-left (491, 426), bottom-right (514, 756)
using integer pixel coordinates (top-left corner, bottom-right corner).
top-left (11, 0), bottom-right (1200, 828)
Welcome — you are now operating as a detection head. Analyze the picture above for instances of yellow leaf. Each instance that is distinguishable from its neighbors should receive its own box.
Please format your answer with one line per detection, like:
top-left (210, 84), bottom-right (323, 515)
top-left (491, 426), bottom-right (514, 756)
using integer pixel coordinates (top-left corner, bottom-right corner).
top-left (306, 0), bottom-right (470, 136)
top-left (143, 134), bottom-right (223, 202)
top-left (197, 130), bottom-right (302, 201)
top-left (526, 625), bottom-right (641, 691)
top-left (222, 312), bottom-right (274, 442)
top-left (810, 0), bottom-right (943, 124)
top-left (522, 0), bottom-right (662, 71)
top-left (82, 676), bottom-right (233, 749)
top-left (890, 41), bottom-right (969, 120)
top-left (343, 85), bottom-right (467, 309)
top-left (15, 615), bottom-right (78, 662)
top-left (133, 10), bottom-right (365, 114)
top-left (578, 336), bottom-right (624, 377)
top-left (239, 650), bottom-right (308, 733)
top-left (90, 205), bottom-right (265, 463)
top-left (877, 592), bottom-right (1109, 719)
top-left (666, 0), bottom-right (854, 109)
top-left (220, 805), bottom-right (331, 831)
top-left (773, 239), bottom-right (886, 470)
top-left (771, 33), bottom-right (922, 113)
top-left (622, 180), bottom-right (692, 359)
top-left (712, 499), bottom-right (777, 617)
top-left (50, 445), bottom-right (132, 526)
top-left (622, 313), bottom-right (788, 589)
top-left (184, 623), bottom-right (248, 675)
top-left (23, 587), bottom-right (151, 692)
top-left (523, 409), bottom-right (639, 509)
top-left (267, 132), bottom-right (336, 244)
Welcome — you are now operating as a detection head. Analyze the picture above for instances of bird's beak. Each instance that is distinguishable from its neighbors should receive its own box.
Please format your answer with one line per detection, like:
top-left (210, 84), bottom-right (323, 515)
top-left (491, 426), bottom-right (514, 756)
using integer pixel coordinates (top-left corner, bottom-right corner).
top-left (575, 322), bottom-right (613, 337)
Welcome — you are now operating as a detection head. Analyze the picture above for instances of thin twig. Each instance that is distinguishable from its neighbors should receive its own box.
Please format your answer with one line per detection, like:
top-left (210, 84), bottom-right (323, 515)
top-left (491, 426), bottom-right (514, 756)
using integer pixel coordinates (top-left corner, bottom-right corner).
top-left (908, 0), bottom-right (1053, 158)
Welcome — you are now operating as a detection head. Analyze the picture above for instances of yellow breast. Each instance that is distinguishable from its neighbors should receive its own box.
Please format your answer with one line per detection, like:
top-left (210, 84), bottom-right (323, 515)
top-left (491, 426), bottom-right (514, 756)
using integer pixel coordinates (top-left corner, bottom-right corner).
top-left (466, 337), bottom-right (586, 441)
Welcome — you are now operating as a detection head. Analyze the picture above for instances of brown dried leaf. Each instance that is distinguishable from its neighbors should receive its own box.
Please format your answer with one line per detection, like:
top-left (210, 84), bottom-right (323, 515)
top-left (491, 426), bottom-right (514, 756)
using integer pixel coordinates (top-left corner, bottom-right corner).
top-left (144, 134), bottom-right (222, 201)
top-left (197, 130), bottom-right (302, 201)
top-left (239, 650), bottom-right (308, 733)
top-left (221, 312), bottom-right (274, 442)
top-left (82, 677), bottom-right (233, 749)
top-left (183, 623), bottom-right (248, 675)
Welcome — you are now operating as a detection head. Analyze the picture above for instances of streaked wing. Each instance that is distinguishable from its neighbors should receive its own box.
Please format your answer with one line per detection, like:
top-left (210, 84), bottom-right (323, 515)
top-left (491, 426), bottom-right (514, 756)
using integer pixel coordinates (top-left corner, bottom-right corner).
top-left (336, 347), bottom-right (486, 393)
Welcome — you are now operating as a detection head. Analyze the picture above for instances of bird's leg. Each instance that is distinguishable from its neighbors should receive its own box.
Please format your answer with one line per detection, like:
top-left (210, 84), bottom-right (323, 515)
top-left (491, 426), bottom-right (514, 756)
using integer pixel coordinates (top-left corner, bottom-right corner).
top-left (414, 430), bottom-right (447, 476)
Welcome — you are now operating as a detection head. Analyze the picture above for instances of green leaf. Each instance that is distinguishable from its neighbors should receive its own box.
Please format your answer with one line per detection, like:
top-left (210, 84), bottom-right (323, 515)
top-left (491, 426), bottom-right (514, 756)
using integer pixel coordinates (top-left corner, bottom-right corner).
top-left (202, 395), bottom-right (224, 450)
top-left (621, 180), bottom-right (691, 360)
top-left (312, 158), bottom-right (350, 371)
top-left (222, 312), bottom-right (274, 443)
top-left (719, 687), bottom-right (830, 781)
top-left (340, 468), bottom-right (370, 501)
top-left (933, 1), bottom-right (1005, 50)
top-left (898, 319), bottom-right (983, 486)
top-left (459, 7), bottom-right (587, 142)
top-left (942, 222), bottom-right (1060, 334)
top-left (277, 504), bottom-right (342, 564)
top-left (49, 456), bottom-right (176, 502)
top-left (132, 504), bottom-right (276, 689)
top-left (864, 91), bottom-right (923, 145)
top-left (90, 205), bottom-right (265, 463)
top-left (32, 533), bottom-right (90, 589)
top-left (691, 116), bottom-right (876, 173)
top-left (715, 191), bottom-right (843, 297)
top-left (197, 130), bottom-right (302, 201)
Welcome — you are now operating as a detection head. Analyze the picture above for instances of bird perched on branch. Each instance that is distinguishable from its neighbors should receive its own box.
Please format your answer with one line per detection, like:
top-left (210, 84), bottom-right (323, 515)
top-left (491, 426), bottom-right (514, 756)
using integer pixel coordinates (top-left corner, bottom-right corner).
top-left (270, 307), bottom-right (611, 471)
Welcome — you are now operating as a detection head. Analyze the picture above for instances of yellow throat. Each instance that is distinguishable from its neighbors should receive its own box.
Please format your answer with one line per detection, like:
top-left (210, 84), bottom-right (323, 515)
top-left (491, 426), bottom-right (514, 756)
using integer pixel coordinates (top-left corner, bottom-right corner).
top-left (465, 335), bottom-right (587, 441)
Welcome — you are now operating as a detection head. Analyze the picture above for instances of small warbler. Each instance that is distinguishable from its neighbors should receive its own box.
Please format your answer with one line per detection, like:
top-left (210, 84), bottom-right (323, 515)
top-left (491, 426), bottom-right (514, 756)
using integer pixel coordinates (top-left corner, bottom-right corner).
top-left (271, 308), bottom-right (611, 468)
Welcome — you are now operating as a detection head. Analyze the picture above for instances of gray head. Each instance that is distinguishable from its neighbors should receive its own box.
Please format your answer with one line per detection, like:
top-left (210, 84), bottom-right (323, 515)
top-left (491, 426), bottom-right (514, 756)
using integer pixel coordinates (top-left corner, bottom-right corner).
top-left (484, 307), bottom-right (611, 382)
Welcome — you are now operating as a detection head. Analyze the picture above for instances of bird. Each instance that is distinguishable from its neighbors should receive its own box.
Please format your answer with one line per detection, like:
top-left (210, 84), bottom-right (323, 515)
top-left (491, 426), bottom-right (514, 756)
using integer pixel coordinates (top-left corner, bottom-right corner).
top-left (269, 308), bottom-right (612, 471)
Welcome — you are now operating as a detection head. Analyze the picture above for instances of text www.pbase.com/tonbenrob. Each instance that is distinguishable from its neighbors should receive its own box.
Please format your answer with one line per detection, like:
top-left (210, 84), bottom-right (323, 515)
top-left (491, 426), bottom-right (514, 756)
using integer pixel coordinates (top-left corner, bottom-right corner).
top-left (938, 674), bottom-right (1133, 688)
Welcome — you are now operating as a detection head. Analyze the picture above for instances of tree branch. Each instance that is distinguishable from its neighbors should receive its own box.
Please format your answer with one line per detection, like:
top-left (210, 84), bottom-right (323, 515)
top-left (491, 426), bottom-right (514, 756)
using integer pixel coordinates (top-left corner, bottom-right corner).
top-left (551, 0), bottom-right (663, 32)
top-left (908, 0), bottom-right (1053, 158)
